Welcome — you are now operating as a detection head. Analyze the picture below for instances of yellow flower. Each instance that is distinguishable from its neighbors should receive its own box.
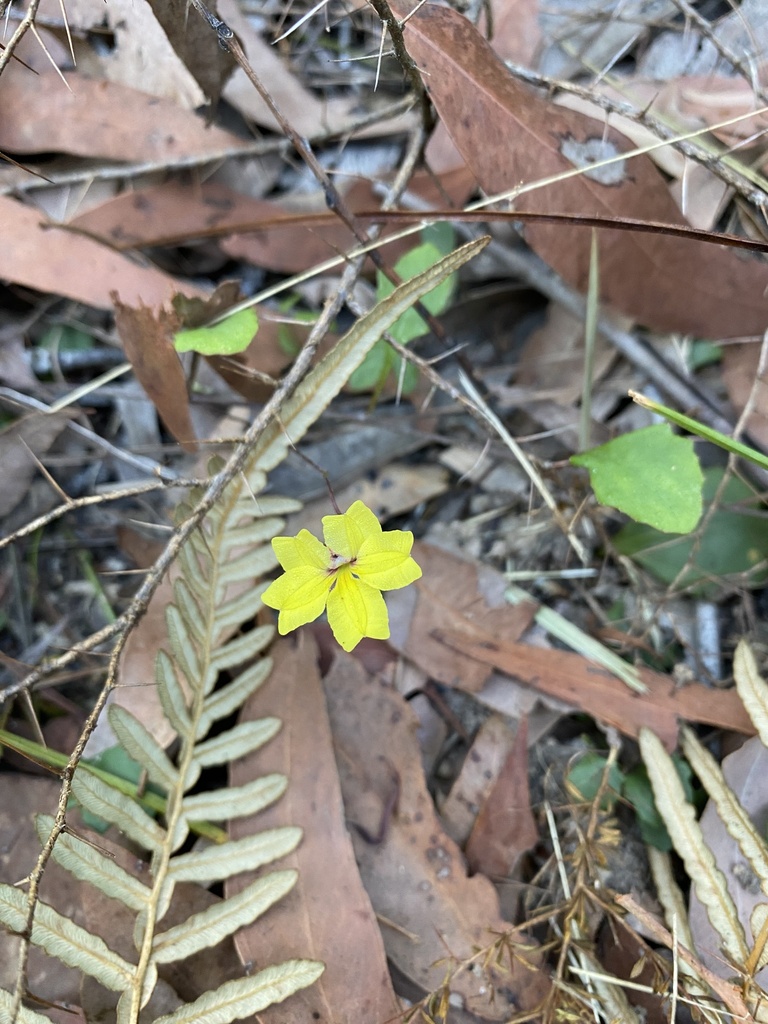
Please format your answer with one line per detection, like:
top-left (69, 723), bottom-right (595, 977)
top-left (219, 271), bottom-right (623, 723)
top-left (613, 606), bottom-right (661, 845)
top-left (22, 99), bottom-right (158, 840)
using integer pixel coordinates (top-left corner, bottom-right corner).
top-left (262, 500), bottom-right (422, 652)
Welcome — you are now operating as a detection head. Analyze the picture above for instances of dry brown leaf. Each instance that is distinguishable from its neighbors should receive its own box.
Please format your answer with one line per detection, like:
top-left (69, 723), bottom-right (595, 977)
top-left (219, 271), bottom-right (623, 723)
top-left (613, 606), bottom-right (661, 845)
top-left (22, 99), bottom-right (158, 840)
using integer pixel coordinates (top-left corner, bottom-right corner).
top-left (625, 76), bottom-right (768, 149)
top-left (0, 408), bottom-right (75, 519)
top-left (228, 634), bottom-right (400, 1024)
top-left (480, 0), bottom-right (542, 64)
top-left (441, 715), bottom-right (519, 846)
top-left (143, 0), bottom-right (235, 107)
top-left (323, 652), bottom-right (550, 1018)
top-left (0, 71), bottom-right (247, 161)
top-left (386, 541), bottom-right (536, 692)
top-left (0, 196), bottom-right (201, 309)
top-left (112, 297), bottom-right (197, 452)
top-left (464, 719), bottom-right (537, 888)
top-left (398, 4), bottom-right (768, 338)
top-left (434, 625), bottom-right (754, 751)
top-left (71, 182), bottom-right (285, 251)
top-left (56, 0), bottom-right (206, 107)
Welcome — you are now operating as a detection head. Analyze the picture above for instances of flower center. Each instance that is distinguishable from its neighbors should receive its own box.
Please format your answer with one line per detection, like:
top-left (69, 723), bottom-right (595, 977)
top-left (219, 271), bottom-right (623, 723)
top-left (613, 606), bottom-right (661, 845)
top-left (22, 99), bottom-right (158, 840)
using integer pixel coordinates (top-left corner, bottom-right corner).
top-left (327, 550), bottom-right (357, 575)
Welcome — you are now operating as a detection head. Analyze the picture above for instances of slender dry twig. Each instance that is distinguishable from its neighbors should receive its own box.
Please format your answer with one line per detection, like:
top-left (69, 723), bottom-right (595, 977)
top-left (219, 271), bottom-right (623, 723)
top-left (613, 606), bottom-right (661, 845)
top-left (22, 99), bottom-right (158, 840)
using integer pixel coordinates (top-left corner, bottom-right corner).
top-left (0, 0), bottom-right (41, 77)
top-left (364, 0), bottom-right (433, 132)
top-left (669, 0), bottom-right (768, 108)
top-left (0, 478), bottom-right (205, 552)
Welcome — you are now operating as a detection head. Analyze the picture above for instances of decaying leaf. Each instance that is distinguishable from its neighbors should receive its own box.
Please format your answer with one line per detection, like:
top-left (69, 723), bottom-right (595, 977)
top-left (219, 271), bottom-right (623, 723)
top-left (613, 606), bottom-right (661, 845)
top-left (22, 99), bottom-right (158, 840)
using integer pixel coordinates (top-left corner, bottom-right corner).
top-left (0, 196), bottom-right (200, 309)
top-left (228, 635), bottom-right (400, 1024)
top-left (398, 4), bottom-right (768, 338)
top-left (112, 297), bottom-right (197, 452)
top-left (0, 72), bottom-right (248, 162)
top-left (322, 652), bottom-right (549, 1018)
top-left (433, 622), bottom-right (754, 750)
top-left (386, 541), bottom-right (537, 692)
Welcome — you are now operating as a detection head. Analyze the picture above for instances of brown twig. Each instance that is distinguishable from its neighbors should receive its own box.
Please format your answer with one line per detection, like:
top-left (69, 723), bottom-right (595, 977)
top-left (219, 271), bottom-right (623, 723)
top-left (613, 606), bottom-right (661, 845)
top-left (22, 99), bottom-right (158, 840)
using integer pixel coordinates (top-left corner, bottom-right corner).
top-left (0, 0), bottom-right (41, 78)
top-left (0, 478), bottom-right (205, 553)
top-left (364, 0), bottom-right (433, 134)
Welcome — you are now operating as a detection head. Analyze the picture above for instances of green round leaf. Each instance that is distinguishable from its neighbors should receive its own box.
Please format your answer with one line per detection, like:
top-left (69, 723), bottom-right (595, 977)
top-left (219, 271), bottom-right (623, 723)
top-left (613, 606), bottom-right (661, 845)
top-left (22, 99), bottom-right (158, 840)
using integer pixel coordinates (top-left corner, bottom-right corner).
top-left (174, 308), bottom-right (258, 356)
top-left (571, 423), bottom-right (703, 533)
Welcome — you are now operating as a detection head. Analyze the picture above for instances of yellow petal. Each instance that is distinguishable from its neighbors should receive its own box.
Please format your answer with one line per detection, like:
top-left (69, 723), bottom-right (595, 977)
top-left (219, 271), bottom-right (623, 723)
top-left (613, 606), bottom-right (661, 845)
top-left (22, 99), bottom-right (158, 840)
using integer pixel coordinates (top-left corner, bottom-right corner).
top-left (326, 570), bottom-right (389, 651)
top-left (272, 530), bottom-right (328, 571)
top-left (262, 567), bottom-right (331, 633)
top-left (344, 500), bottom-right (383, 536)
top-left (356, 531), bottom-right (422, 590)
top-left (322, 513), bottom-right (361, 559)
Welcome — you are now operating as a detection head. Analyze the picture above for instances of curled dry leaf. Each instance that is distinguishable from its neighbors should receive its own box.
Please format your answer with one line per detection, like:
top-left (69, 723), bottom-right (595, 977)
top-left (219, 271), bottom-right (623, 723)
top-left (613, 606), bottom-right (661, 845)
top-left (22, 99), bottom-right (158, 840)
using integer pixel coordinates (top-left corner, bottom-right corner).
top-left (60, 0), bottom-right (207, 108)
top-left (228, 634), bottom-right (400, 1024)
top-left (322, 653), bottom-right (549, 1019)
top-left (398, 4), bottom-right (768, 338)
top-left (112, 297), bottom-right (197, 453)
top-left (441, 715), bottom-right (520, 846)
top-left (464, 720), bottom-right (538, 900)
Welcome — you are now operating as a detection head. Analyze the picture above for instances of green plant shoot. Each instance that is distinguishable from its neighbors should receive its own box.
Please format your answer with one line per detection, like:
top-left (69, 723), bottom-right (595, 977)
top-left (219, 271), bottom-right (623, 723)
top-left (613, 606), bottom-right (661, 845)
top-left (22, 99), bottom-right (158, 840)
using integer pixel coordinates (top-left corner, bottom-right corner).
top-left (262, 500), bottom-right (422, 651)
top-left (631, 389), bottom-right (768, 472)
top-left (174, 308), bottom-right (259, 355)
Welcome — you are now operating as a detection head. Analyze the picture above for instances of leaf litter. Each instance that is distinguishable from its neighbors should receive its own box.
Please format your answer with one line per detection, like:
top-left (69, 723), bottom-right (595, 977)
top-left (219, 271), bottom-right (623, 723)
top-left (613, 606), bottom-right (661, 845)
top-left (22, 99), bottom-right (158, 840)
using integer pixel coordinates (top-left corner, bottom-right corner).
top-left (4, 0), bottom-right (768, 1022)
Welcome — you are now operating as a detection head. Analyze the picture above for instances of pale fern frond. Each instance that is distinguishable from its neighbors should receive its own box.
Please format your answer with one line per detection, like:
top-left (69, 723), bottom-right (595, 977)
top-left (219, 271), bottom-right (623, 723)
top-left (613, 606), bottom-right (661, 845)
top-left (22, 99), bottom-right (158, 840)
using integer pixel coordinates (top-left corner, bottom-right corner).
top-left (4, 241), bottom-right (489, 1023)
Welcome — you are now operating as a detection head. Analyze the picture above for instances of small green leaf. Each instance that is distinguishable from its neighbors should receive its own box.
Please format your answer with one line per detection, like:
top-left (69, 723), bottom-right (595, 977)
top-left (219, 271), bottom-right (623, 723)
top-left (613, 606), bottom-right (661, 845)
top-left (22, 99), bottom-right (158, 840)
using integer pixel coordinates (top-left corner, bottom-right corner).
top-left (347, 241), bottom-right (457, 394)
top-left (567, 753), bottom-right (624, 809)
top-left (571, 423), bottom-right (703, 532)
top-left (174, 309), bottom-right (258, 356)
top-left (615, 467), bottom-right (768, 595)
